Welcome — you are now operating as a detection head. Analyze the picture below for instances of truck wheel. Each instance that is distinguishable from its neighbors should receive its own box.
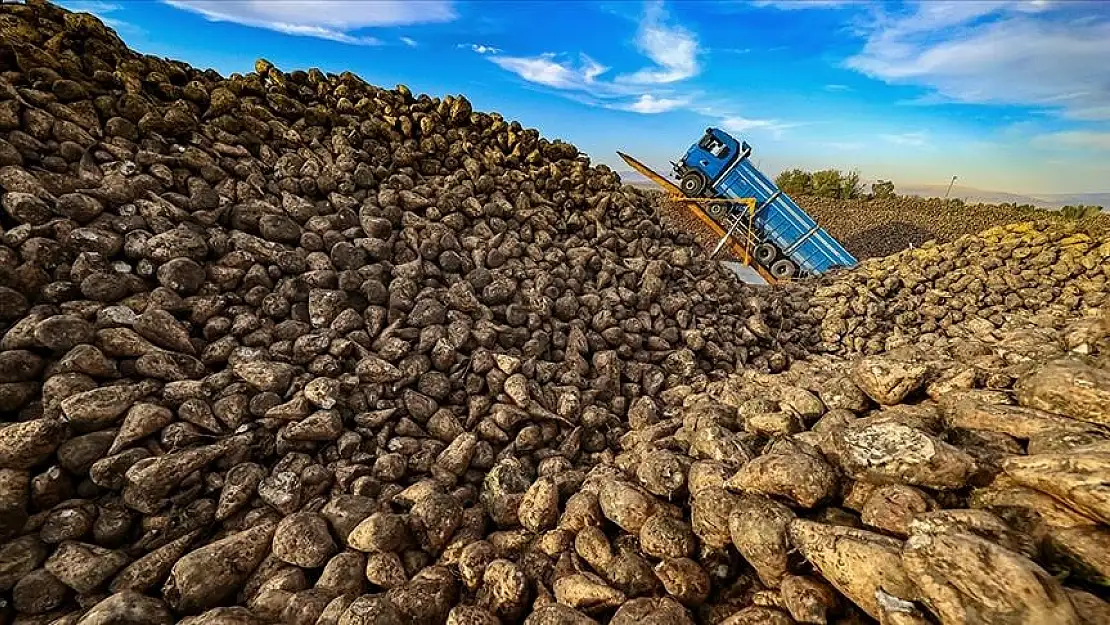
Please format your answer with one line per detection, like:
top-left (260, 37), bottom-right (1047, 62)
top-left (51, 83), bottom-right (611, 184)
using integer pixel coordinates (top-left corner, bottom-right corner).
top-left (771, 259), bottom-right (797, 280)
top-left (680, 172), bottom-right (707, 197)
top-left (754, 243), bottom-right (777, 265)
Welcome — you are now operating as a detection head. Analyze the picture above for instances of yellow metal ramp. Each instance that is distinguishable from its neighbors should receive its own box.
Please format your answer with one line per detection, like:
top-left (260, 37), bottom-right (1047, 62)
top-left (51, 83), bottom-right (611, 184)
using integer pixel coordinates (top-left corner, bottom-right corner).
top-left (617, 151), bottom-right (778, 285)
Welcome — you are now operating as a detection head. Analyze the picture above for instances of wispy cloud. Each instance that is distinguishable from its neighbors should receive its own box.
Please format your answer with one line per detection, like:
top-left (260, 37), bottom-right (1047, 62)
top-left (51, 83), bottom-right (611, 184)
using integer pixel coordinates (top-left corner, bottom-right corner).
top-left (616, 94), bottom-right (689, 114)
top-left (1033, 131), bottom-right (1110, 151)
top-left (480, 1), bottom-right (697, 115)
top-left (57, 0), bottom-right (143, 36)
top-left (720, 115), bottom-right (802, 139)
top-left (488, 53), bottom-right (612, 91)
top-left (162, 0), bottom-right (456, 45)
top-left (751, 0), bottom-right (862, 11)
top-left (477, 0), bottom-right (800, 133)
top-left (824, 84), bottom-right (852, 92)
top-left (463, 43), bottom-right (501, 55)
top-left (844, 1), bottom-right (1110, 121)
top-left (825, 141), bottom-right (865, 151)
top-left (58, 1), bottom-right (122, 12)
top-left (399, 37), bottom-right (417, 47)
top-left (881, 131), bottom-right (929, 147)
top-left (616, 0), bottom-right (700, 84)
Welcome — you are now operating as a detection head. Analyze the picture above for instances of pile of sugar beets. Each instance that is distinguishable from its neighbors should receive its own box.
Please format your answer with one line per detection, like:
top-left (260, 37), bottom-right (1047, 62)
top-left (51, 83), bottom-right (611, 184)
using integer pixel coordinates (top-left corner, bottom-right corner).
top-left (1, 2), bottom-right (1110, 624)
top-left (795, 194), bottom-right (1110, 261)
top-left (807, 222), bottom-right (1110, 356)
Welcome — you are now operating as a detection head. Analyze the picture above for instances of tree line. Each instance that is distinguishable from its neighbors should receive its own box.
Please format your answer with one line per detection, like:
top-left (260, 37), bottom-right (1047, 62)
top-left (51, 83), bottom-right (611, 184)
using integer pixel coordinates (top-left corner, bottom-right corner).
top-left (773, 168), bottom-right (888, 200)
top-left (773, 169), bottom-right (1103, 219)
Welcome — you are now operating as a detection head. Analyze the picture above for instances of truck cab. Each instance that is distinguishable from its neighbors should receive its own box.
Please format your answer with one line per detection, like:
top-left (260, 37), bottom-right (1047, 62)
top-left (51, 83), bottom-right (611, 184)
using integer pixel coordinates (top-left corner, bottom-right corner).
top-left (673, 127), bottom-right (747, 197)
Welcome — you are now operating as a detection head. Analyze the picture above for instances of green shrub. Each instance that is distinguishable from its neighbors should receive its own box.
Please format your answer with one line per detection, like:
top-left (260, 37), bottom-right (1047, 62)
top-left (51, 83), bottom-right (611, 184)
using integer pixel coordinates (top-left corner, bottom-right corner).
top-left (777, 168), bottom-right (864, 200)
top-left (811, 169), bottom-right (843, 199)
top-left (872, 179), bottom-right (895, 200)
top-left (1061, 204), bottom-right (1103, 220)
top-left (775, 169), bottom-right (812, 196)
top-left (841, 169), bottom-right (863, 200)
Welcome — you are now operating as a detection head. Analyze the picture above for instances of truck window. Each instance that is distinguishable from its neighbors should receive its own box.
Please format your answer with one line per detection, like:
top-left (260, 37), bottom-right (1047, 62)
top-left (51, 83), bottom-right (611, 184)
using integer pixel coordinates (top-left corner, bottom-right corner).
top-left (699, 135), bottom-right (729, 159)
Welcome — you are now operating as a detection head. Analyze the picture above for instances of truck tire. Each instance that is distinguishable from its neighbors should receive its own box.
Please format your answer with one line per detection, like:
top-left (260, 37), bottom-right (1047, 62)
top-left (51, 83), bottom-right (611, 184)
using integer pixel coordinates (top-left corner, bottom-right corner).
top-left (680, 172), bottom-right (707, 197)
top-left (754, 243), bottom-right (777, 265)
top-left (771, 259), bottom-right (797, 280)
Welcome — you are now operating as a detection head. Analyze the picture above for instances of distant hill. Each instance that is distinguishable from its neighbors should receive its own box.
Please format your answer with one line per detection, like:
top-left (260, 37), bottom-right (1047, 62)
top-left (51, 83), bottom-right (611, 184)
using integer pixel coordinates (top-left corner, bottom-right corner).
top-left (892, 184), bottom-right (1107, 210)
top-left (1034, 192), bottom-right (1110, 208)
top-left (894, 184), bottom-right (1049, 207)
top-left (616, 169), bottom-right (657, 189)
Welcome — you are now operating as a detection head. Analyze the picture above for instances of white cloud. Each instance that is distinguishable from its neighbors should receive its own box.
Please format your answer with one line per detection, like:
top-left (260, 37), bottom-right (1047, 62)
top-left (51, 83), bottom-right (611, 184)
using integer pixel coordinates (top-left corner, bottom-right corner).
top-left (617, 94), bottom-right (689, 114)
top-left (751, 0), bottom-right (860, 10)
top-left (163, 0), bottom-right (455, 45)
top-left (57, 0), bottom-right (143, 36)
top-left (478, 2), bottom-right (699, 115)
top-left (845, 1), bottom-right (1110, 120)
top-left (825, 141), bottom-right (864, 151)
top-left (881, 132), bottom-right (929, 147)
top-left (581, 55), bottom-right (609, 82)
top-left (1033, 131), bottom-right (1110, 150)
top-left (58, 1), bottom-right (121, 12)
top-left (617, 0), bottom-right (700, 84)
top-left (490, 54), bottom-right (588, 90)
top-left (485, 50), bottom-right (698, 115)
top-left (720, 116), bottom-right (778, 132)
top-left (465, 43), bottom-right (501, 55)
top-left (824, 84), bottom-right (851, 92)
top-left (400, 37), bottom-right (417, 47)
top-left (719, 115), bottom-right (802, 138)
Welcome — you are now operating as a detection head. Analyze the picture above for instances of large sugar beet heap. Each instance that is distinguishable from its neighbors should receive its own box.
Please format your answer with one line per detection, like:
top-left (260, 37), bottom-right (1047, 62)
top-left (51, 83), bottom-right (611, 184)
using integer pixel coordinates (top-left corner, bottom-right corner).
top-left (808, 221), bottom-right (1110, 356)
top-left (565, 308), bottom-right (1110, 625)
top-left (0, 0), bottom-right (817, 623)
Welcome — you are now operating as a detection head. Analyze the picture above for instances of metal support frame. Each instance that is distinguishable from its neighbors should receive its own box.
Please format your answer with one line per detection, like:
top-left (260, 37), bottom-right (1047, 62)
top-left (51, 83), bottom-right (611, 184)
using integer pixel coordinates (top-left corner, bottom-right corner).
top-left (617, 151), bottom-right (777, 285)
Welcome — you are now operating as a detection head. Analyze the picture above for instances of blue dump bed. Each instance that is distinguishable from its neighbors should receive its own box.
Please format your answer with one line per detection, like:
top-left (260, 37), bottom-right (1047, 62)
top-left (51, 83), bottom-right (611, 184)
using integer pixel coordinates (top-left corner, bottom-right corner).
top-left (718, 158), bottom-right (857, 275)
top-left (673, 127), bottom-right (857, 278)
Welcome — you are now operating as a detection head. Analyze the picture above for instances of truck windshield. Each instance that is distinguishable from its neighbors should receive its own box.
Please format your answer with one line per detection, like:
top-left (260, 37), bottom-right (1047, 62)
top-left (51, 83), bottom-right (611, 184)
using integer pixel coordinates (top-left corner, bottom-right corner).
top-left (698, 134), bottom-right (730, 159)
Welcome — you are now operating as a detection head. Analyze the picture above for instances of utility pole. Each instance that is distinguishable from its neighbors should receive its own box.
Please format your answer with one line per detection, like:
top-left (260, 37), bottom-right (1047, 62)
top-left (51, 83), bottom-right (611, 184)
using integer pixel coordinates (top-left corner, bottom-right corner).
top-left (944, 175), bottom-right (958, 200)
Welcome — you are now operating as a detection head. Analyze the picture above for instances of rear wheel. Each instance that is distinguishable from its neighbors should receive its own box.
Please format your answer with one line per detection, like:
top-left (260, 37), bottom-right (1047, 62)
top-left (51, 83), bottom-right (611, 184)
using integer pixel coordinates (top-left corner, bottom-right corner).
top-left (680, 172), bottom-right (707, 197)
top-left (771, 259), bottom-right (797, 280)
top-left (754, 243), bottom-right (777, 265)
top-left (707, 202), bottom-right (727, 219)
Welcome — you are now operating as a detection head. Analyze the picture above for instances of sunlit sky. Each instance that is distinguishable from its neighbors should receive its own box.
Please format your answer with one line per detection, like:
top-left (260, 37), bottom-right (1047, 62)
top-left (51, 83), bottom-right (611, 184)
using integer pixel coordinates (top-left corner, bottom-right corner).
top-left (57, 0), bottom-right (1110, 195)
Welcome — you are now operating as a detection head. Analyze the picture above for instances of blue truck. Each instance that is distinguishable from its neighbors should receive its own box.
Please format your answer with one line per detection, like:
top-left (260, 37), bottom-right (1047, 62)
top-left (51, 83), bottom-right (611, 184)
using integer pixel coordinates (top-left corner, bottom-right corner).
top-left (671, 127), bottom-right (857, 280)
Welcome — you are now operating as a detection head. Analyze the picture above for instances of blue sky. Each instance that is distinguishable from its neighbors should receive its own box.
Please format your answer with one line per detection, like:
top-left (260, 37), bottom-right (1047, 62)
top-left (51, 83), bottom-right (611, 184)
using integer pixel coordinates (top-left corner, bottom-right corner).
top-left (56, 0), bottom-right (1110, 194)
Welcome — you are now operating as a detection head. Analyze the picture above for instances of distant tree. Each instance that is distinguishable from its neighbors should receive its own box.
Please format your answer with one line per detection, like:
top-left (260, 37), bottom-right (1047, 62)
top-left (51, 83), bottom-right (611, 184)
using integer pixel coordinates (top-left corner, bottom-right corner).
top-left (775, 169), bottom-right (813, 196)
top-left (1061, 204), bottom-right (1103, 220)
top-left (871, 179), bottom-right (895, 199)
top-left (841, 169), bottom-right (863, 200)
top-left (811, 169), bottom-right (843, 199)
